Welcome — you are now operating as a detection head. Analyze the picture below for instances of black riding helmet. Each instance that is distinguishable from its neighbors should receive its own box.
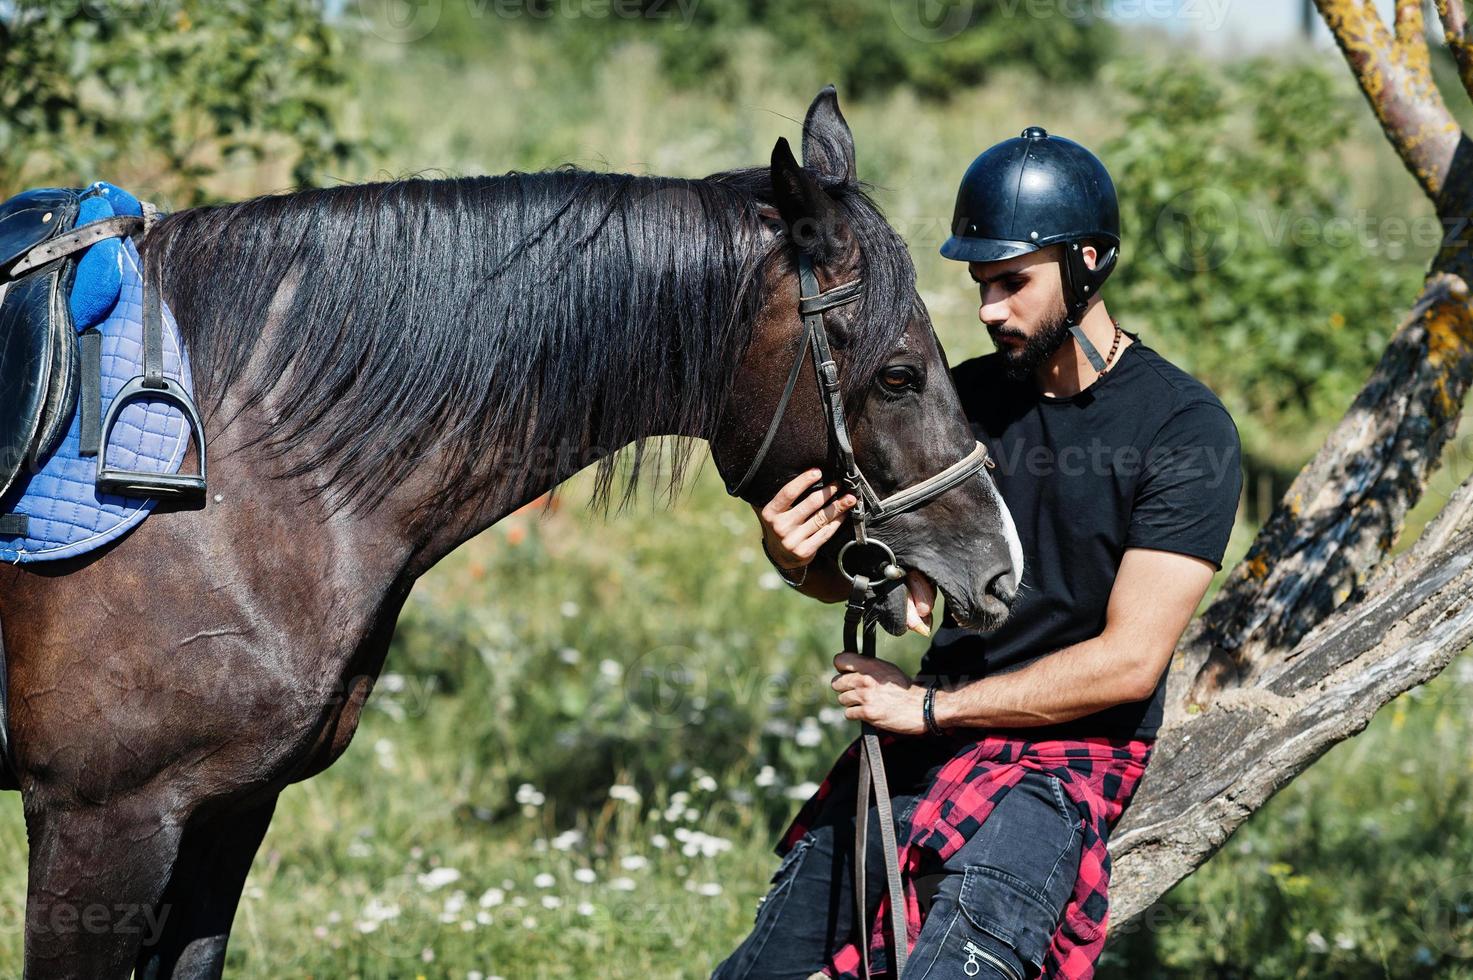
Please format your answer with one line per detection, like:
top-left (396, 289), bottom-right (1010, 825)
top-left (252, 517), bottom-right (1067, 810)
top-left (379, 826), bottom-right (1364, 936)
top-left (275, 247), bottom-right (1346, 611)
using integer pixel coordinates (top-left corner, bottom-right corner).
top-left (941, 126), bottom-right (1120, 369)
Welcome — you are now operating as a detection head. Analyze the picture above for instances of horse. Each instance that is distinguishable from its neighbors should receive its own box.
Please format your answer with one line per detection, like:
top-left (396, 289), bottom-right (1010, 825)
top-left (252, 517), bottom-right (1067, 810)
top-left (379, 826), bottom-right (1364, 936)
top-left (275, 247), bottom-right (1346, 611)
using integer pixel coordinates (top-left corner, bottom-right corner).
top-left (0, 87), bottom-right (1020, 978)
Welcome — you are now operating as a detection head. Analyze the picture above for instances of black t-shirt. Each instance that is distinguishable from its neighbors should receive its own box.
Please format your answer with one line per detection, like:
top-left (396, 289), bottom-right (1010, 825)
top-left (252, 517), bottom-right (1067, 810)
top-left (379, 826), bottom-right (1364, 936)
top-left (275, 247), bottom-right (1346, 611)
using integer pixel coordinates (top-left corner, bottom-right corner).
top-left (920, 333), bottom-right (1242, 740)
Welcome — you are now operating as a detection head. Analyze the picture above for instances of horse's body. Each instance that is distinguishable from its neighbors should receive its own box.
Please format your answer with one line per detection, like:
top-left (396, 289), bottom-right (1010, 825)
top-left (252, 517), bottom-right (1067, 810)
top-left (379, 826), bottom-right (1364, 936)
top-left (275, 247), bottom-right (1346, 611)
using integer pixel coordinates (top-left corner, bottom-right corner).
top-left (0, 89), bottom-right (1020, 977)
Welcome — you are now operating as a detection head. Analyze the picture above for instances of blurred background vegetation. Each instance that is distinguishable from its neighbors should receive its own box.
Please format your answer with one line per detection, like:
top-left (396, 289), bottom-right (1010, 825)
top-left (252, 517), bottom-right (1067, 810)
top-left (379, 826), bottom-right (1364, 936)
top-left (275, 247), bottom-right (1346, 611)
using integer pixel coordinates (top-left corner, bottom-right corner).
top-left (2, 0), bottom-right (1471, 976)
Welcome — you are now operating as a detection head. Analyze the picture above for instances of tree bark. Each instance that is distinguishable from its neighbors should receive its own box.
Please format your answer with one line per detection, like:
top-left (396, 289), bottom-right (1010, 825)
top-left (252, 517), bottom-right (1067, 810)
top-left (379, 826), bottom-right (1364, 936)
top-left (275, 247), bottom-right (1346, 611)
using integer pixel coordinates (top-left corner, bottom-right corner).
top-left (1107, 0), bottom-right (1473, 929)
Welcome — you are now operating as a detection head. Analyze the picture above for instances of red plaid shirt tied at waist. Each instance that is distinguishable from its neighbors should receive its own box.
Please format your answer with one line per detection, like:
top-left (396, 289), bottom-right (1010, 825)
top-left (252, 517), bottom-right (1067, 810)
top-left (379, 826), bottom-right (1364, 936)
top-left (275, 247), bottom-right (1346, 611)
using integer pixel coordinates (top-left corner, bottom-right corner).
top-left (775, 732), bottom-right (1154, 980)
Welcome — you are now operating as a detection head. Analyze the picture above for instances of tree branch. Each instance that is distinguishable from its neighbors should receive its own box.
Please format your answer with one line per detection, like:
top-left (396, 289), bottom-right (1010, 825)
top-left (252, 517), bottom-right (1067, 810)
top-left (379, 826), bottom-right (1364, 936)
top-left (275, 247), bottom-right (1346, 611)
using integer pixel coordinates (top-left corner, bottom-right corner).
top-left (1170, 272), bottom-right (1473, 711)
top-left (1110, 473), bottom-right (1473, 927)
top-left (1315, 0), bottom-right (1460, 199)
top-left (1435, 0), bottom-right (1473, 106)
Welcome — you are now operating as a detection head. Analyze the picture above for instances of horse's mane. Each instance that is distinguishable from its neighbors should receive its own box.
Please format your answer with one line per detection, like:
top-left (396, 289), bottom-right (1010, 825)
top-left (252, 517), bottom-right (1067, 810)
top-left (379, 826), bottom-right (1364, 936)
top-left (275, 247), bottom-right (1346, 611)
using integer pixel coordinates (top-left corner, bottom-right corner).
top-left (144, 166), bottom-right (916, 515)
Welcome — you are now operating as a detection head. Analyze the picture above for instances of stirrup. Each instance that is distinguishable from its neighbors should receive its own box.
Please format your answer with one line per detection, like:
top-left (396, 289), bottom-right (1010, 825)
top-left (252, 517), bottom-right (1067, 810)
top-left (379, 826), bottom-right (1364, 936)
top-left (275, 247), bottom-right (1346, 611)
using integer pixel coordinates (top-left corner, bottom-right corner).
top-left (95, 375), bottom-right (207, 498)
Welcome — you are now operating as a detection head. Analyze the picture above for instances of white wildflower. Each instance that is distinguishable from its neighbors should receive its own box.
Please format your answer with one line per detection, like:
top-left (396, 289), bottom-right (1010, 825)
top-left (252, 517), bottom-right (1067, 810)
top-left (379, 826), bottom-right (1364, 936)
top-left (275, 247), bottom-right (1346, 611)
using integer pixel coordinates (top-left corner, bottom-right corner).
top-left (609, 784), bottom-right (642, 805)
top-left (418, 868), bottom-right (461, 891)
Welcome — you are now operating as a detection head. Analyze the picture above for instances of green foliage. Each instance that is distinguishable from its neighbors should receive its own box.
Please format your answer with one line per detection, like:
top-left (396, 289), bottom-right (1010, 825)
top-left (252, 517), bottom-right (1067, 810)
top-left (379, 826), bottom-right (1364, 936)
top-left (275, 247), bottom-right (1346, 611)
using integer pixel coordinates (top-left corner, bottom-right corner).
top-left (1103, 56), bottom-right (1428, 471)
top-left (0, 0), bottom-right (358, 203)
top-left (402, 0), bottom-right (1113, 101)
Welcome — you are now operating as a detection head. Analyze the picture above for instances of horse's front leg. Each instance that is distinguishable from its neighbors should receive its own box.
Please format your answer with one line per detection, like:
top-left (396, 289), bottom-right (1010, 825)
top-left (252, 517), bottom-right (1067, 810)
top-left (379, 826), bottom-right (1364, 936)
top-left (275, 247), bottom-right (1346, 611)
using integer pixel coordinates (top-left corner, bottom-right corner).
top-left (132, 794), bottom-right (280, 980)
top-left (23, 791), bottom-right (187, 979)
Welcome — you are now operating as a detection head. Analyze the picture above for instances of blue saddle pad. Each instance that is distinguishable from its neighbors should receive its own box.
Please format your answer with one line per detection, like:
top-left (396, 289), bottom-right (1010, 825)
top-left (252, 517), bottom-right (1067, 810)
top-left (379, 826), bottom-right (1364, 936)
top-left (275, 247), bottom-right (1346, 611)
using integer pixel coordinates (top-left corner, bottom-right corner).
top-left (1, 236), bottom-right (195, 563)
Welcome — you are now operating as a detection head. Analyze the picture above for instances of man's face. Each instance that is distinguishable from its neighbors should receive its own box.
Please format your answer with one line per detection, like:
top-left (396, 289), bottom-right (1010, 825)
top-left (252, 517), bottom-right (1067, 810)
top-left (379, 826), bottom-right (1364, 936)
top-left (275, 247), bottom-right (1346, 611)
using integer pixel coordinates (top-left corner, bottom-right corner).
top-left (968, 246), bottom-right (1071, 384)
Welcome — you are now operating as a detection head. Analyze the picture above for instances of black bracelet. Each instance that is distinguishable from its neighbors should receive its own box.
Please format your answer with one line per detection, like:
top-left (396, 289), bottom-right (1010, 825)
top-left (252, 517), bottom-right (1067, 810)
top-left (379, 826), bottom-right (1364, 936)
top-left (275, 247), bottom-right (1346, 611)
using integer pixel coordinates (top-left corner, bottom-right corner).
top-left (761, 535), bottom-right (808, 588)
top-left (923, 679), bottom-right (946, 737)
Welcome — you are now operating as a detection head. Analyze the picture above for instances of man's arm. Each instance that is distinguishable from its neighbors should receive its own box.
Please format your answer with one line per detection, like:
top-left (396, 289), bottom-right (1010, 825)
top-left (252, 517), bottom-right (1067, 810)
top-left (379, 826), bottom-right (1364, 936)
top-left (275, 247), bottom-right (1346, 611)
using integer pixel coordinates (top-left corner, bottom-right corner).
top-left (930, 547), bottom-right (1215, 728)
top-left (829, 548), bottom-right (1216, 733)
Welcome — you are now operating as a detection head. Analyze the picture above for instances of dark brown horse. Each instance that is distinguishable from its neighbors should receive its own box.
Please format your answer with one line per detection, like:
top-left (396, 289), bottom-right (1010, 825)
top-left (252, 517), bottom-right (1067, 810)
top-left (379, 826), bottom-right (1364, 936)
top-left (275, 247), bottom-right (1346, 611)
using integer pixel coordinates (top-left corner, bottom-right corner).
top-left (0, 88), bottom-right (1018, 978)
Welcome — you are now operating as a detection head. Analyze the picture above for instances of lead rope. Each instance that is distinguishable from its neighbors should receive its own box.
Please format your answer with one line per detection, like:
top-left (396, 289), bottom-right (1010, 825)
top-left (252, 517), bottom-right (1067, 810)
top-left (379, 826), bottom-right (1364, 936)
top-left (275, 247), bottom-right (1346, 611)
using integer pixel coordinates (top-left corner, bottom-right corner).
top-left (845, 574), bottom-right (910, 980)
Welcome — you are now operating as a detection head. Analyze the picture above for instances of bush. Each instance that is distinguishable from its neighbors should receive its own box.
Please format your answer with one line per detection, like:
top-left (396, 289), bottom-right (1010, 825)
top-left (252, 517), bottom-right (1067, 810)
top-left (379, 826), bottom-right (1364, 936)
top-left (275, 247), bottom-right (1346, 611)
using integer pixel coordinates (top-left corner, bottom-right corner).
top-left (1103, 55), bottom-right (1428, 473)
top-left (0, 0), bottom-right (358, 202)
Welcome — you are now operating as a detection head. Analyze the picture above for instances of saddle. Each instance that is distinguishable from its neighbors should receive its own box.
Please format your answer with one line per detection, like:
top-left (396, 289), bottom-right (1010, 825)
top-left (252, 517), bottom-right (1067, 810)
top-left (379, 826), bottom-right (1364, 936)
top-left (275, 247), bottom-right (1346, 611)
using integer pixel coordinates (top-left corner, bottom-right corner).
top-left (0, 184), bottom-right (207, 538)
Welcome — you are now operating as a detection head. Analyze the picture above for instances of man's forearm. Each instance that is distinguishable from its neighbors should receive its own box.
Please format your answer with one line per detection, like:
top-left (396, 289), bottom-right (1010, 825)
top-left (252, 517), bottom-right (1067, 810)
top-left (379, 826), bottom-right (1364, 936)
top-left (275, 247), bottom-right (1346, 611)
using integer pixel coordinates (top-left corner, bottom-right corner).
top-left (932, 635), bottom-right (1159, 729)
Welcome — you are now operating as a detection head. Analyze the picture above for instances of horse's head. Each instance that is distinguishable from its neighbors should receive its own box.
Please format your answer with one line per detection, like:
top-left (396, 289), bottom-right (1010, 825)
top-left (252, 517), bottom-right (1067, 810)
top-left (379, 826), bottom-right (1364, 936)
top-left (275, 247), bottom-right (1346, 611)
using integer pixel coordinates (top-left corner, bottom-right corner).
top-left (712, 87), bottom-right (1022, 636)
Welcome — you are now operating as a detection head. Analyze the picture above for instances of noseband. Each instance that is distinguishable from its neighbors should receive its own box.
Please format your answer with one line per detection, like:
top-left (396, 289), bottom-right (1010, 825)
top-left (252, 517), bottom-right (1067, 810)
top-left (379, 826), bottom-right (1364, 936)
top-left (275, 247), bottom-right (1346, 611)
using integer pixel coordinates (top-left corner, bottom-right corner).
top-left (726, 249), bottom-right (997, 980)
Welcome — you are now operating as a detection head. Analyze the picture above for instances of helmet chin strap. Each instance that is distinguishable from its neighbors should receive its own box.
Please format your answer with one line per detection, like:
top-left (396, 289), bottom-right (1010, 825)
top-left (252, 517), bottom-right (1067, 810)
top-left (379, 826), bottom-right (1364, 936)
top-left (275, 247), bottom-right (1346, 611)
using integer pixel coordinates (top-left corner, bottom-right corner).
top-left (1059, 239), bottom-right (1118, 372)
top-left (1068, 322), bottom-right (1106, 372)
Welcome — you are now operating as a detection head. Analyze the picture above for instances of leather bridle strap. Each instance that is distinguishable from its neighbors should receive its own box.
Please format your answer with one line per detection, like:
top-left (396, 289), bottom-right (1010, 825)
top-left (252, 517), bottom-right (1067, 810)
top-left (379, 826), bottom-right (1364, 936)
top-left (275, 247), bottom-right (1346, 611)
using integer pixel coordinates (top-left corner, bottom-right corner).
top-left (727, 268), bottom-right (865, 498)
top-left (846, 573), bottom-right (909, 980)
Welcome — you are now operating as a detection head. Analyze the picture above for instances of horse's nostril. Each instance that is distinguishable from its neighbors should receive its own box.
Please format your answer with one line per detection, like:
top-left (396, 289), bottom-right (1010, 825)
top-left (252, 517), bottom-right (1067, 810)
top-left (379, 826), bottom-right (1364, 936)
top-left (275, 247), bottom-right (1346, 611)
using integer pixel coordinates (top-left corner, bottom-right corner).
top-left (986, 567), bottom-right (1018, 605)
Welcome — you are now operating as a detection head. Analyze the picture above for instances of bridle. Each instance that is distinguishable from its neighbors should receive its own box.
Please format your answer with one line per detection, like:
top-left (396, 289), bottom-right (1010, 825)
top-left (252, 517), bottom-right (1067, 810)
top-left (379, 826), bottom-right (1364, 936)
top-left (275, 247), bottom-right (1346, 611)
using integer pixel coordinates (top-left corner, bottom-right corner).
top-left (725, 250), bottom-right (996, 980)
top-left (726, 251), bottom-right (994, 581)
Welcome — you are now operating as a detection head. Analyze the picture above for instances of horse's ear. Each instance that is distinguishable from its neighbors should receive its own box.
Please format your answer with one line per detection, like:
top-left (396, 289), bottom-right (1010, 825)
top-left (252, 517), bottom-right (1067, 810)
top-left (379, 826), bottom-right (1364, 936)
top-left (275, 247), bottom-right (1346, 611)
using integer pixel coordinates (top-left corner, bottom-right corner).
top-left (769, 136), bottom-right (850, 259)
top-left (801, 85), bottom-right (857, 186)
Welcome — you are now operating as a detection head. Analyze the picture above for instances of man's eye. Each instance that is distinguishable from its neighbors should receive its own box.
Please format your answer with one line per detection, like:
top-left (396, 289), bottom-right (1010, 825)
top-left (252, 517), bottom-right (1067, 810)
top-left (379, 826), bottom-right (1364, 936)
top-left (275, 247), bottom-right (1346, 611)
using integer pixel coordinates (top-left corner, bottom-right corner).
top-left (880, 366), bottom-right (917, 390)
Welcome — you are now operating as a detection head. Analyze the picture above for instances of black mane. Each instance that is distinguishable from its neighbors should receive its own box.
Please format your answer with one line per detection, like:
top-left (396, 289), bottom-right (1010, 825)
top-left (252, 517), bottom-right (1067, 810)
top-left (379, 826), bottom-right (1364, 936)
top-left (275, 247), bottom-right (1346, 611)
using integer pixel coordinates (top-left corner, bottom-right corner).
top-left (144, 166), bottom-right (916, 515)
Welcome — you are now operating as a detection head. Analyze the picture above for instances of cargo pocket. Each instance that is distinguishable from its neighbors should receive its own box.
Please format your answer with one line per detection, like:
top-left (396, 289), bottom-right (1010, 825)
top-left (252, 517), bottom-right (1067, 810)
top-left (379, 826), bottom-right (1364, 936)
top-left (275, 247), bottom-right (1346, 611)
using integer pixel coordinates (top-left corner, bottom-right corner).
top-left (955, 864), bottom-right (1063, 977)
top-left (936, 773), bottom-right (1083, 978)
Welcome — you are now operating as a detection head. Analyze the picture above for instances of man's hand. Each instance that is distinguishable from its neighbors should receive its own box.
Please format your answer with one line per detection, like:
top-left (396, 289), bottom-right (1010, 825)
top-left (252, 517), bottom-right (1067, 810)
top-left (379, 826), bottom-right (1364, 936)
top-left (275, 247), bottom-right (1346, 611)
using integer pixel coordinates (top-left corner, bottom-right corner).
top-left (753, 468), bottom-right (856, 570)
top-left (754, 469), bottom-right (936, 635)
top-left (830, 652), bottom-right (924, 735)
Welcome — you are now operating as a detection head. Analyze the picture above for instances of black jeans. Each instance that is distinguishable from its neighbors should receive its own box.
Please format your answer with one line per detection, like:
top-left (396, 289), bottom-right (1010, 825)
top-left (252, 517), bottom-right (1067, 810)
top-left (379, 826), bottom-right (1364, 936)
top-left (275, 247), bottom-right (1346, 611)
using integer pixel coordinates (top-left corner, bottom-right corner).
top-left (713, 745), bottom-right (1082, 980)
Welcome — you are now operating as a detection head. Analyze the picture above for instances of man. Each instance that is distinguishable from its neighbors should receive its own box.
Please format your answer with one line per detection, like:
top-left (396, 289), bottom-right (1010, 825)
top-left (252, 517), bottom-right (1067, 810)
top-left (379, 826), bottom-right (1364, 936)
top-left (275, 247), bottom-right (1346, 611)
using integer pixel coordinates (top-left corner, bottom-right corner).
top-left (716, 128), bottom-right (1242, 979)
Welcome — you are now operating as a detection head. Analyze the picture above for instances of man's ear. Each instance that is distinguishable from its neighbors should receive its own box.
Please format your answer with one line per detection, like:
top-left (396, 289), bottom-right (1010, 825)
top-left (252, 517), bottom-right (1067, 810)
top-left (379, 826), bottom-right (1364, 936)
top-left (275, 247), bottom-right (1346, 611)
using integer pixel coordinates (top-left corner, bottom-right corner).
top-left (769, 136), bottom-right (851, 260)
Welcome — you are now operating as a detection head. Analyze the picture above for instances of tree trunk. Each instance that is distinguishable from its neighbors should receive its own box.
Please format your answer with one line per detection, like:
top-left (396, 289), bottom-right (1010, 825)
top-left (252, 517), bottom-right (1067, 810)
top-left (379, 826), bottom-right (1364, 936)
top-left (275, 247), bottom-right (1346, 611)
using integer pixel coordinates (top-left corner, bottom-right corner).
top-left (1107, 0), bottom-right (1473, 928)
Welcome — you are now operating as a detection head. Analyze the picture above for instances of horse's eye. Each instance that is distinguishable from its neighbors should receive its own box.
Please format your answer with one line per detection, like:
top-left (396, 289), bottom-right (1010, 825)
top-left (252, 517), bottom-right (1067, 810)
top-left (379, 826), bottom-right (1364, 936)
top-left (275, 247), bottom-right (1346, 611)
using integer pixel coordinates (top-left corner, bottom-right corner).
top-left (880, 366), bottom-right (918, 390)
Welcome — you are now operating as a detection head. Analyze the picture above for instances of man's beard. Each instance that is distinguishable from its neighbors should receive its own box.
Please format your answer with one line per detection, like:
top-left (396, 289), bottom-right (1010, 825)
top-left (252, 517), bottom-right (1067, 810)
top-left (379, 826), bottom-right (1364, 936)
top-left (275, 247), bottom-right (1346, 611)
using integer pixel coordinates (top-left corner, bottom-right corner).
top-left (991, 303), bottom-right (1072, 384)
